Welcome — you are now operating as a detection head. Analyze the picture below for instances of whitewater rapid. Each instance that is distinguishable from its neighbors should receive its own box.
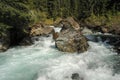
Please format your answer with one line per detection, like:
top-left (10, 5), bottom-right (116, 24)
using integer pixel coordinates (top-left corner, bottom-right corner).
top-left (0, 35), bottom-right (120, 80)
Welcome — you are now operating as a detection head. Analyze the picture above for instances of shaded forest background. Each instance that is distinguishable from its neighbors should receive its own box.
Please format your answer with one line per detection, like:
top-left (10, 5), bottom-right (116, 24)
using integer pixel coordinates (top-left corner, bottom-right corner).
top-left (0, 0), bottom-right (120, 45)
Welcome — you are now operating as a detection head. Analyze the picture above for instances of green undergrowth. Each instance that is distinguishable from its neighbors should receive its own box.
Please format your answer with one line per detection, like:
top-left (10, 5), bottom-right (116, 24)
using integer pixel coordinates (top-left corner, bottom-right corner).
top-left (85, 12), bottom-right (120, 27)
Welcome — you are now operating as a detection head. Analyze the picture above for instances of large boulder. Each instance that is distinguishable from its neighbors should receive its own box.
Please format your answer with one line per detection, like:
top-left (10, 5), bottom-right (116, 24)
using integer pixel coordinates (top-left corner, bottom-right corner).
top-left (30, 22), bottom-right (54, 37)
top-left (55, 17), bottom-right (88, 53)
top-left (55, 29), bottom-right (89, 53)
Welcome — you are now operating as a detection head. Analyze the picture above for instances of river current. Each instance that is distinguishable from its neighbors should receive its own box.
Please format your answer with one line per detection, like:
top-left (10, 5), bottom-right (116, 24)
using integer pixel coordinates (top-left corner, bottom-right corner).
top-left (0, 34), bottom-right (120, 80)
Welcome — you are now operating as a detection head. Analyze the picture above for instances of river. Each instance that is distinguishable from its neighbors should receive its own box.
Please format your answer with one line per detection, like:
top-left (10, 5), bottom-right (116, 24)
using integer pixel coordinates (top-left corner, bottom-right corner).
top-left (0, 35), bottom-right (120, 80)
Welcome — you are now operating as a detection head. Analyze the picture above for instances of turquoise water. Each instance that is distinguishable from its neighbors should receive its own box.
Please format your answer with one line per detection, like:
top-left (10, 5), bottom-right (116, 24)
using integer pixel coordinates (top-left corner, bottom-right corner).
top-left (0, 36), bottom-right (120, 80)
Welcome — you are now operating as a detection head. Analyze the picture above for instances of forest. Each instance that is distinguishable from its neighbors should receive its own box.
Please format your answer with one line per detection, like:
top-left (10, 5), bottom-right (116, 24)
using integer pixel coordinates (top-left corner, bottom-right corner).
top-left (0, 0), bottom-right (120, 45)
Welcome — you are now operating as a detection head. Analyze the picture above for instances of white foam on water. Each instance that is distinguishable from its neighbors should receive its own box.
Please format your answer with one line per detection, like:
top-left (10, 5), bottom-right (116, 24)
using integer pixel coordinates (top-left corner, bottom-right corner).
top-left (0, 35), bottom-right (119, 80)
top-left (54, 27), bottom-right (62, 32)
top-left (49, 26), bottom-right (61, 32)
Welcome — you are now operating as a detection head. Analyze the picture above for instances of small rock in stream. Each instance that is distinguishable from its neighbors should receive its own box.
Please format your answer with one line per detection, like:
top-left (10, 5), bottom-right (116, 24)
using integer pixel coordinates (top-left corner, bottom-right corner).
top-left (71, 73), bottom-right (84, 80)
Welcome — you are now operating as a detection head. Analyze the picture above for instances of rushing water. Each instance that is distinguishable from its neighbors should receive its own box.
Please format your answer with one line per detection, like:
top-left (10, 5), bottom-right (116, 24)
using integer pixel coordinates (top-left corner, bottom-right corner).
top-left (0, 35), bottom-right (120, 80)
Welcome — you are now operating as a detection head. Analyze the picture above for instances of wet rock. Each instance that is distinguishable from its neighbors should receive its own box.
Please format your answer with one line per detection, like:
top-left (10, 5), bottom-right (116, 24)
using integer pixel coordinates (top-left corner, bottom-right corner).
top-left (30, 22), bottom-right (54, 37)
top-left (55, 17), bottom-right (88, 53)
top-left (101, 27), bottom-right (109, 33)
top-left (53, 18), bottom-right (63, 27)
top-left (71, 73), bottom-right (84, 80)
top-left (114, 47), bottom-right (120, 54)
top-left (19, 37), bottom-right (33, 46)
top-left (83, 22), bottom-right (120, 35)
top-left (52, 31), bottom-right (59, 40)
top-left (102, 25), bottom-right (120, 35)
top-left (81, 27), bottom-right (93, 34)
top-left (113, 40), bottom-right (120, 54)
top-left (55, 30), bottom-right (89, 53)
top-left (57, 17), bottom-right (80, 31)
top-left (105, 26), bottom-right (119, 35)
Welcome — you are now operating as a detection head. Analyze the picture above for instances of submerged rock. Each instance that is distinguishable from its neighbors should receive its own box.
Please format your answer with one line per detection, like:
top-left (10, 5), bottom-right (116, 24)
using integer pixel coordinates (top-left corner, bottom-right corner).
top-left (71, 73), bottom-right (84, 80)
top-left (19, 37), bottom-right (33, 46)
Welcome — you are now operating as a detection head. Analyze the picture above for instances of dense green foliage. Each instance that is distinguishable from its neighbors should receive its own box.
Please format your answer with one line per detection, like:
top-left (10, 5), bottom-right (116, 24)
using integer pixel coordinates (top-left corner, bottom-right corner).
top-left (31, 0), bottom-right (120, 19)
top-left (0, 0), bottom-right (31, 45)
top-left (0, 0), bottom-right (120, 45)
